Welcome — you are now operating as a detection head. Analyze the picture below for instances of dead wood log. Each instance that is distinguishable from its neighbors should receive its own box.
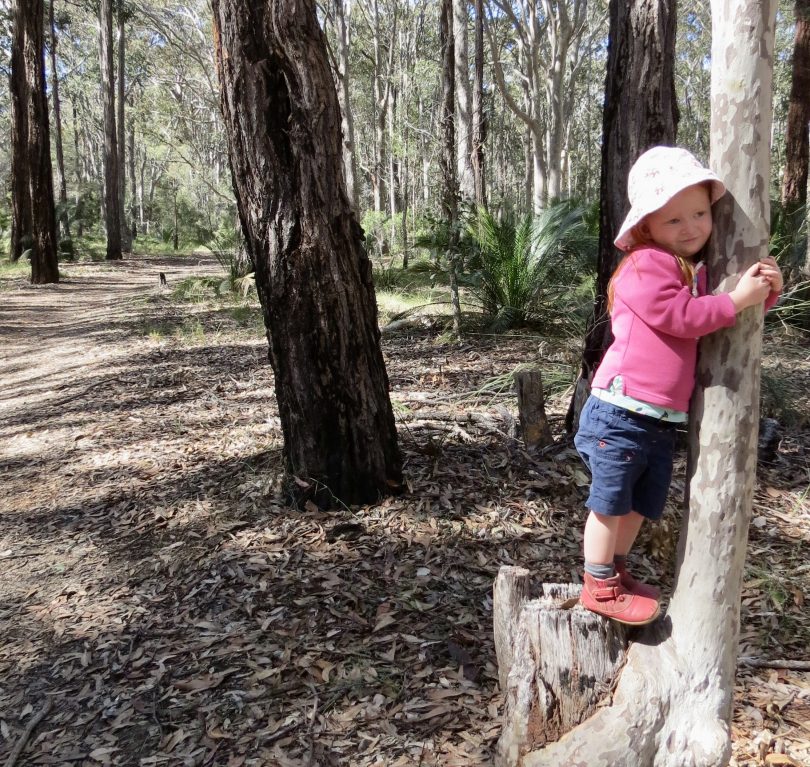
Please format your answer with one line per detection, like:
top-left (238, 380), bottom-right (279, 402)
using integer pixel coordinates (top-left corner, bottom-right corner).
top-left (514, 370), bottom-right (554, 449)
top-left (493, 567), bottom-right (628, 765)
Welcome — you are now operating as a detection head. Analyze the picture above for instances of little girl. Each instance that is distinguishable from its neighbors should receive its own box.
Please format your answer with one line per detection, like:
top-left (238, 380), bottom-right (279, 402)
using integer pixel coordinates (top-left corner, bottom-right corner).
top-left (575, 146), bottom-right (783, 625)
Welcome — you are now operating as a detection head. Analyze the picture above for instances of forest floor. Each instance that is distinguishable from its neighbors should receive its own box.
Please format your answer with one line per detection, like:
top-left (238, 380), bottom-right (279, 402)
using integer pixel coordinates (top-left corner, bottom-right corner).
top-left (0, 255), bottom-right (809, 767)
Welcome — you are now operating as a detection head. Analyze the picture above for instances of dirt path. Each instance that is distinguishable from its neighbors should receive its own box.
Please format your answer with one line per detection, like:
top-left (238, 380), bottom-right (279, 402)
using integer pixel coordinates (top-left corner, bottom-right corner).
top-left (0, 257), bottom-right (808, 767)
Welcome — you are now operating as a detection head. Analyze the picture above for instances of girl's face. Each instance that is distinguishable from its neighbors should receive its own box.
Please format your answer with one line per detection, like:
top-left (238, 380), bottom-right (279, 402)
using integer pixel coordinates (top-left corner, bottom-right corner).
top-left (641, 183), bottom-right (713, 260)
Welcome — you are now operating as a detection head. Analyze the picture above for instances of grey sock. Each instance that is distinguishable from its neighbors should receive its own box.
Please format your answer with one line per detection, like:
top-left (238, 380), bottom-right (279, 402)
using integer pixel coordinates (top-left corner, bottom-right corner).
top-left (584, 561), bottom-right (616, 580)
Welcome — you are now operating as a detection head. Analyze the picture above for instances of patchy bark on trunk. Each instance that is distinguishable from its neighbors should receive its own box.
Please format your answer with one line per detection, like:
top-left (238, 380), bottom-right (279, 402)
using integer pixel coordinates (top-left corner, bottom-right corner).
top-left (498, 3), bottom-right (777, 764)
top-left (11, 0), bottom-right (59, 284)
top-left (567, 0), bottom-right (677, 431)
top-left (212, 0), bottom-right (402, 507)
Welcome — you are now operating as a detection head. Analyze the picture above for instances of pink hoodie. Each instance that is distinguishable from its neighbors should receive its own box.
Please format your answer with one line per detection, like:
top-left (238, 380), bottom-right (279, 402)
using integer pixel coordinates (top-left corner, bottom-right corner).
top-left (592, 247), bottom-right (776, 412)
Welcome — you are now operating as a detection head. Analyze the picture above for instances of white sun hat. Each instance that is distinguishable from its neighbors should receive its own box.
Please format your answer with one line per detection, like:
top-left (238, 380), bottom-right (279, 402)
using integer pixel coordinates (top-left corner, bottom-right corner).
top-left (614, 146), bottom-right (726, 252)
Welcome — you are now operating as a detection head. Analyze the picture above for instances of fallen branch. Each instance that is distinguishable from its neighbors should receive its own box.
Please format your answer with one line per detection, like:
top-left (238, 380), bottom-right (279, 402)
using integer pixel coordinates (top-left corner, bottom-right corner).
top-left (4, 698), bottom-right (53, 767)
top-left (738, 657), bottom-right (810, 671)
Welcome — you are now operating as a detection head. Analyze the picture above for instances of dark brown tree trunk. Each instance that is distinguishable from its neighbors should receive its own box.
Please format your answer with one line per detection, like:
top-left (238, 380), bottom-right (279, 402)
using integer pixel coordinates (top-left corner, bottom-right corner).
top-left (781, 0), bottom-right (810, 273)
top-left (566, 0), bottom-right (678, 431)
top-left (212, 0), bottom-right (403, 507)
top-left (99, 0), bottom-right (122, 260)
top-left (11, 0), bottom-right (59, 283)
top-left (9, 0), bottom-right (32, 263)
top-left (440, 0), bottom-right (462, 340)
top-left (472, 0), bottom-right (486, 209)
top-left (48, 0), bottom-right (70, 242)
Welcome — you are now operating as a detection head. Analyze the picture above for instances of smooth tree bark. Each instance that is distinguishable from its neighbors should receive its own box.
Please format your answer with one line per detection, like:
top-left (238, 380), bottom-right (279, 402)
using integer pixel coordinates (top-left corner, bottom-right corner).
top-left (487, 0), bottom-right (587, 211)
top-left (332, 0), bottom-right (359, 208)
top-left (10, 0), bottom-right (59, 283)
top-left (454, 0), bottom-right (475, 201)
top-left (48, 0), bottom-right (70, 242)
top-left (212, 0), bottom-right (403, 507)
top-left (99, 0), bottom-right (122, 260)
top-left (781, 0), bottom-right (810, 273)
top-left (567, 0), bottom-right (678, 431)
top-left (500, 3), bottom-right (777, 764)
top-left (117, 4), bottom-right (132, 252)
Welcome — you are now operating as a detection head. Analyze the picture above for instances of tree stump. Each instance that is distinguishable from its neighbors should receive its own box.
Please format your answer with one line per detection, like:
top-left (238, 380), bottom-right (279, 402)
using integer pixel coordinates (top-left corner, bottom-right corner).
top-left (493, 567), bottom-right (628, 765)
top-left (514, 369), bottom-right (554, 449)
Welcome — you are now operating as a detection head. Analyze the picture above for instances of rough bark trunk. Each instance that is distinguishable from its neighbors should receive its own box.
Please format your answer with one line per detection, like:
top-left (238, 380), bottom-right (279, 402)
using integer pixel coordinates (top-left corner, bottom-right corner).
top-left (117, 6), bottom-right (131, 252)
top-left (12, 0), bottom-right (59, 283)
top-left (567, 0), bottom-right (678, 432)
top-left (48, 0), bottom-right (70, 242)
top-left (514, 370), bottom-right (553, 449)
top-left (212, 0), bottom-right (403, 507)
top-left (9, 0), bottom-right (32, 263)
top-left (498, 3), bottom-right (777, 764)
top-left (440, 0), bottom-right (462, 340)
top-left (99, 0), bottom-right (121, 260)
top-left (781, 0), bottom-right (810, 275)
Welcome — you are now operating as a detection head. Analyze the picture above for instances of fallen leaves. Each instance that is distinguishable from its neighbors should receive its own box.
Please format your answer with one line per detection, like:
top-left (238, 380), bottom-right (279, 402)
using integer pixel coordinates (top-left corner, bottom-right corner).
top-left (1, 258), bottom-right (808, 766)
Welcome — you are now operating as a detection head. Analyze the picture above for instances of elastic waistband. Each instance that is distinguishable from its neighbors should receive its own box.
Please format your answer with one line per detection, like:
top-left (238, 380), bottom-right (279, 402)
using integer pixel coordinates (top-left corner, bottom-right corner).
top-left (589, 396), bottom-right (682, 430)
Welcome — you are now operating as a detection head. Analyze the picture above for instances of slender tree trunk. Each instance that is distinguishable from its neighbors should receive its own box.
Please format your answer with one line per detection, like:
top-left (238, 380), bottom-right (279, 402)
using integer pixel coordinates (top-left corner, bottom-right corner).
top-left (99, 0), bottom-right (121, 260)
top-left (454, 0), bottom-right (474, 201)
top-left (441, 0), bottom-right (462, 340)
top-left (472, 0), bottom-right (486, 209)
top-left (371, 0), bottom-right (387, 213)
top-left (9, 0), bottom-right (31, 262)
top-left (48, 0), bottom-right (70, 241)
top-left (334, 0), bottom-right (359, 208)
top-left (128, 111), bottom-right (137, 241)
top-left (212, 0), bottom-right (403, 507)
top-left (11, 0), bottom-right (59, 283)
top-left (117, 5), bottom-right (131, 252)
top-left (567, 0), bottom-right (678, 431)
top-left (70, 98), bottom-right (84, 236)
top-left (781, 0), bottom-right (810, 275)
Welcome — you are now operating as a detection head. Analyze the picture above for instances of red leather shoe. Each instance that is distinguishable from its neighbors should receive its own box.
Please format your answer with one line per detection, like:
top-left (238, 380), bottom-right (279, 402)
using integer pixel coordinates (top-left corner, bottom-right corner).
top-left (614, 561), bottom-right (661, 600)
top-left (581, 573), bottom-right (660, 626)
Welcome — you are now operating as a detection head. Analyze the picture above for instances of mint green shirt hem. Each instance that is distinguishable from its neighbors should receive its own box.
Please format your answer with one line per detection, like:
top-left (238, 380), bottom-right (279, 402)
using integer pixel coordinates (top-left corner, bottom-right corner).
top-left (592, 375), bottom-right (688, 423)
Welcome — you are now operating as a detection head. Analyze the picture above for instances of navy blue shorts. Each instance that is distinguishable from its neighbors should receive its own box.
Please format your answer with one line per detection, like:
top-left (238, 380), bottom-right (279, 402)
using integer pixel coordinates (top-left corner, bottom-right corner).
top-left (574, 396), bottom-right (678, 520)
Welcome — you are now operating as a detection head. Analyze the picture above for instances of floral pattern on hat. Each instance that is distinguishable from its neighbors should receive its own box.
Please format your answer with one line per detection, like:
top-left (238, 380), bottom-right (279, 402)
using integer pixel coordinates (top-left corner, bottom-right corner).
top-left (614, 146), bottom-right (726, 252)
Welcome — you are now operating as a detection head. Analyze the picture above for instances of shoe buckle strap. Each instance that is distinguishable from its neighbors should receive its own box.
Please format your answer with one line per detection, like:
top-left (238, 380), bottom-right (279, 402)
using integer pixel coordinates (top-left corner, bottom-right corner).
top-left (593, 585), bottom-right (620, 601)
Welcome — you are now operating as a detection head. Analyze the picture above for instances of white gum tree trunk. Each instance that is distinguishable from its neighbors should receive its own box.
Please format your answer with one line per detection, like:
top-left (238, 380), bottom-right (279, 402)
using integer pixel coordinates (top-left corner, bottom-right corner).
top-left (500, 3), bottom-right (777, 765)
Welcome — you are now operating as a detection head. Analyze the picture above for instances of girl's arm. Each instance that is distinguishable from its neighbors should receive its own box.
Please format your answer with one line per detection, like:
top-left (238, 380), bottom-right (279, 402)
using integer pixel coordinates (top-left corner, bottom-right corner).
top-left (616, 249), bottom-right (737, 338)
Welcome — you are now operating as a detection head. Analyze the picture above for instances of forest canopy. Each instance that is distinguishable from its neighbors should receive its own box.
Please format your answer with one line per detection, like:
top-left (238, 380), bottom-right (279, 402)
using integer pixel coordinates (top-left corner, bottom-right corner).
top-left (0, 0), bottom-right (799, 260)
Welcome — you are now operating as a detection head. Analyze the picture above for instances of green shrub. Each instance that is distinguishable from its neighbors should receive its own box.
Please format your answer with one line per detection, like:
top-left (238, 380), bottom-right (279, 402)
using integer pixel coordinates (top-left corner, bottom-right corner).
top-left (465, 200), bottom-right (597, 331)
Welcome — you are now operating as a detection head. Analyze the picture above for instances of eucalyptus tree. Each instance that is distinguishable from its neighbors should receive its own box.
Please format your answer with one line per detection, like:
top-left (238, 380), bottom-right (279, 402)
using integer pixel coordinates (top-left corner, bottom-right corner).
top-left (454, 0), bottom-right (474, 201)
top-left (10, 0), bottom-right (59, 282)
top-left (99, 0), bottom-right (122, 259)
top-left (504, 3), bottom-right (780, 763)
top-left (781, 0), bottom-right (810, 273)
top-left (486, 0), bottom-right (588, 212)
top-left (212, 0), bottom-right (402, 506)
top-left (47, 0), bottom-right (70, 240)
top-left (323, 0), bottom-right (360, 207)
